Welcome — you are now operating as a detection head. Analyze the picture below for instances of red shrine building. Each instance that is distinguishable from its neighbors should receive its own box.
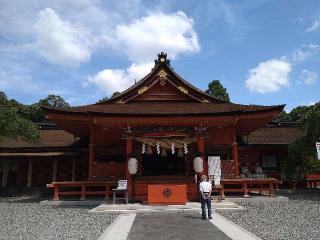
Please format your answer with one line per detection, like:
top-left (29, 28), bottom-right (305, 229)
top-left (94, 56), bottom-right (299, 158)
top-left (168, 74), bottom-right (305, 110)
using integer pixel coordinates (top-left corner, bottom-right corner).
top-left (0, 53), bottom-right (303, 201)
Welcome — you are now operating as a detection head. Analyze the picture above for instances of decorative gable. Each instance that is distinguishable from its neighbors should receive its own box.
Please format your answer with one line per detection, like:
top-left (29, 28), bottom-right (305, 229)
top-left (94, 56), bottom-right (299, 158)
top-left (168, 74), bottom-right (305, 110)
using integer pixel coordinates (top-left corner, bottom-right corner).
top-left (103, 52), bottom-right (225, 104)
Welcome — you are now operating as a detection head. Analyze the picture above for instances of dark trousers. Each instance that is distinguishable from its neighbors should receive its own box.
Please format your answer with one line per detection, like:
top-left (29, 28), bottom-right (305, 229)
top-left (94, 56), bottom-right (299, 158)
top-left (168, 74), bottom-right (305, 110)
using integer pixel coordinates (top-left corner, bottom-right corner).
top-left (201, 196), bottom-right (212, 219)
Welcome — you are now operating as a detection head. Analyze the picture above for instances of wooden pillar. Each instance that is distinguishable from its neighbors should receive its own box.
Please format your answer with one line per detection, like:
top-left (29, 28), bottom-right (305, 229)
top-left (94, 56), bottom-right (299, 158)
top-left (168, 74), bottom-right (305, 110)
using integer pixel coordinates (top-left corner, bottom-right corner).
top-left (197, 137), bottom-right (207, 175)
top-left (52, 158), bottom-right (58, 182)
top-left (71, 157), bottom-right (76, 181)
top-left (243, 181), bottom-right (249, 197)
top-left (232, 128), bottom-right (239, 177)
top-left (269, 181), bottom-right (275, 197)
top-left (88, 126), bottom-right (95, 180)
top-left (1, 159), bottom-right (8, 188)
top-left (126, 137), bottom-right (133, 198)
top-left (27, 159), bottom-right (33, 188)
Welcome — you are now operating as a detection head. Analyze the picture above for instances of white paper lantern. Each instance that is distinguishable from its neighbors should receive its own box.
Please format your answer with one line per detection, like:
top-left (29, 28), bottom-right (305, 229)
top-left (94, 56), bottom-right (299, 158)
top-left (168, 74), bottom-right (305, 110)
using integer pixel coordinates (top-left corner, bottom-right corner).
top-left (156, 142), bottom-right (160, 155)
top-left (193, 157), bottom-right (203, 173)
top-left (171, 143), bottom-right (175, 154)
top-left (128, 158), bottom-right (138, 175)
top-left (141, 143), bottom-right (146, 154)
top-left (183, 143), bottom-right (188, 154)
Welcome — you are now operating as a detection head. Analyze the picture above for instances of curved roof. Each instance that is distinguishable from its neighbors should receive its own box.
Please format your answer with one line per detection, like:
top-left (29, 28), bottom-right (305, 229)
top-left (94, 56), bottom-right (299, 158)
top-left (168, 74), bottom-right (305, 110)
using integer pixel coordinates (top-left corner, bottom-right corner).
top-left (42, 52), bottom-right (284, 117)
top-left (42, 102), bottom-right (284, 116)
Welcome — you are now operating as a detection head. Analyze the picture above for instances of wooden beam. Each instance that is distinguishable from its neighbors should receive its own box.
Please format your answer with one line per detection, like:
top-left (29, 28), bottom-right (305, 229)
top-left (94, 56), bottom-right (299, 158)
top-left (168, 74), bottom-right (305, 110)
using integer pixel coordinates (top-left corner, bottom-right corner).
top-left (88, 125), bottom-right (95, 180)
top-left (126, 137), bottom-right (133, 199)
top-left (52, 158), bottom-right (58, 182)
top-left (72, 157), bottom-right (76, 181)
top-left (27, 159), bottom-right (33, 188)
top-left (232, 128), bottom-right (239, 176)
top-left (1, 159), bottom-right (8, 188)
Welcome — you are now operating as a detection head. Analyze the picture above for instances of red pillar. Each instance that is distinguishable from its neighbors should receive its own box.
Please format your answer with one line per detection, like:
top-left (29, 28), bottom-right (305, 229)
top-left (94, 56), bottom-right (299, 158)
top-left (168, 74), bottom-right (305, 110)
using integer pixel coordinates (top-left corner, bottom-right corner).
top-left (126, 137), bottom-right (133, 198)
top-left (232, 128), bottom-right (239, 177)
top-left (88, 126), bottom-right (95, 180)
top-left (198, 137), bottom-right (207, 176)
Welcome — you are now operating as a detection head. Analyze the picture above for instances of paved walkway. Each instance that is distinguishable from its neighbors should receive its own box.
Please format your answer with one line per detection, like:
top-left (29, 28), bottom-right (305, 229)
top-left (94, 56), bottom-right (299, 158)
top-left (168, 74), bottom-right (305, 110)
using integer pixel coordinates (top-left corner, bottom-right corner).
top-left (127, 211), bottom-right (231, 240)
top-left (96, 201), bottom-right (262, 240)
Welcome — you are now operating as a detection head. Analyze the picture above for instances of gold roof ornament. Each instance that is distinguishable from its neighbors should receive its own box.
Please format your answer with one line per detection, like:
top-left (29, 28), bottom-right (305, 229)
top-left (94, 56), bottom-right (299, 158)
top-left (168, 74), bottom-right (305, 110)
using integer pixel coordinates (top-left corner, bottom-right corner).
top-left (158, 69), bottom-right (167, 79)
top-left (154, 52), bottom-right (170, 66)
top-left (178, 86), bottom-right (188, 94)
top-left (116, 99), bottom-right (125, 104)
top-left (158, 69), bottom-right (168, 86)
top-left (138, 86), bottom-right (148, 95)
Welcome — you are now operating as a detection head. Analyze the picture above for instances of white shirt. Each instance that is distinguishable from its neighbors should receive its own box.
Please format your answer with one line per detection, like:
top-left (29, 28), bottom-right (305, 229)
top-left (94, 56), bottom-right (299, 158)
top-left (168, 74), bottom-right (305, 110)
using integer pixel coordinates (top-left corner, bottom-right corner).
top-left (199, 181), bottom-right (212, 193)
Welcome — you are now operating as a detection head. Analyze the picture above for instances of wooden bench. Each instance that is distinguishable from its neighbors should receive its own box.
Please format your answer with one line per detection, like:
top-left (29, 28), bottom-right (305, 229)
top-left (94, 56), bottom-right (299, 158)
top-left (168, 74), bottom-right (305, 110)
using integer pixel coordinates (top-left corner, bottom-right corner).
top-left (47, 181), bottom-right (117, 201)
top-left (220, 178), bottom-right (280, 198)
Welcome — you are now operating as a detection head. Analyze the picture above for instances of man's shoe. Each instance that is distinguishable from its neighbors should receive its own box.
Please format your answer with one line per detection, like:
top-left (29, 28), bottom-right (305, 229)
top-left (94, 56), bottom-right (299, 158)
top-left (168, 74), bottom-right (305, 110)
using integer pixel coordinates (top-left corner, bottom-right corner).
top-left (202, 217), bottom-right (207, 220)
top-left (208, 216), bottom-right (212, 220)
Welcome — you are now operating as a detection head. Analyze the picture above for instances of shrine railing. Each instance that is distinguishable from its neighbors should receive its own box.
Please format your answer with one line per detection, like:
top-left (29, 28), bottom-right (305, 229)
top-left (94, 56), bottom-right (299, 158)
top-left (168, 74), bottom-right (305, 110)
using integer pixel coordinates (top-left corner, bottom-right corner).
top-left (306, 174), bottom-right (320, 188)
top-left (47, 181), bottom-right (117, 201)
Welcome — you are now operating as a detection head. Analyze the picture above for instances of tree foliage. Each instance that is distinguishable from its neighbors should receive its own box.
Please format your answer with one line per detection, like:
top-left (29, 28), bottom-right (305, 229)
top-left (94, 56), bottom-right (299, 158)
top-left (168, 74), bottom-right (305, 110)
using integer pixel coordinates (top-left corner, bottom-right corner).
top-left (0, 93), bottom-right (71, 144)
top-left (97, 91), bottom-right (121, 103)
top-left (0, 92), bottom-right (39, 144)
top-left (275, 105), bottom-right (313, 122)
top-left (38, 94), bottom-right (70, 108)
top-left (205, 80), bottom-right (230, 102)
top-left (283, 102), bottom-right (320, 178)
top-left (29, 94), bottom-right (70, 122)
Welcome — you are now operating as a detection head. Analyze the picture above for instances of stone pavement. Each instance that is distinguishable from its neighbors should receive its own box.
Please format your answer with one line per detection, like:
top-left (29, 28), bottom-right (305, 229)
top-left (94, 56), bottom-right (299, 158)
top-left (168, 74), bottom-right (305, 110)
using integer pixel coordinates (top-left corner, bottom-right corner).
top-left (90, 200), bottom-right (242, 213)
top-left (95, 200), bottom-right (263, 240)
top-left (126, 211), bottom-right (231, 240)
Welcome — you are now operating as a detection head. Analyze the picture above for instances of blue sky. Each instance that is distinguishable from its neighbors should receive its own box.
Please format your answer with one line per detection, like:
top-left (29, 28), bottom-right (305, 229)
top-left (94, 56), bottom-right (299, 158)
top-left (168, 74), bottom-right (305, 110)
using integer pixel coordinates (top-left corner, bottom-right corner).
top-left (0, 0), bottom-right (319, 111)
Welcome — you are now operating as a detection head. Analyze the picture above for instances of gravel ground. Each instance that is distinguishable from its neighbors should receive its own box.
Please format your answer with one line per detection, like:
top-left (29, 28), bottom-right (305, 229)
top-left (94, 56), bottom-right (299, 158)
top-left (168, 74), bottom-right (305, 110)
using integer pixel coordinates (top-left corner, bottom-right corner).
top-left (217, 195), bottom-right (320, 240)
top-left (0, 197), bottom-right (118, 240)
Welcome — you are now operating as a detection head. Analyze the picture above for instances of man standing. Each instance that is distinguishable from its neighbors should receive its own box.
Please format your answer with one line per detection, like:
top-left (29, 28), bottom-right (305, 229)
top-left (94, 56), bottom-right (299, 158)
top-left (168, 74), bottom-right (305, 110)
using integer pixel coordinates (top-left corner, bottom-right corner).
top-left (199, 175), bottom-right (212, 220)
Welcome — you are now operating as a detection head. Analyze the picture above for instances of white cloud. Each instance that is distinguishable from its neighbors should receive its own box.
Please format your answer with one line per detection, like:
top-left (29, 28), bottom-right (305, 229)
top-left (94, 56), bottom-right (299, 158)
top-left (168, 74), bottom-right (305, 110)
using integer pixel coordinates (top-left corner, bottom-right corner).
top-left (245, 59), bottom-right (292, 93)
top-left (246, 44), bottom-right (319, 94)
top-left (289, 44), bottom-right (320, 62)
top-left (0, 68), bottom-right (41, 93)
top-left (299, 70), bottom-right (318, 85)
top-left (306, 17), bottom-right (320, 32)
top-left (87, 11), bottom-right (200, 94)
top-left (34, 8), bottom-right (94, 67)
top-left (88, 62), bottom-right (153, 94)
top-left (114, 11), bottom-right (200, 63)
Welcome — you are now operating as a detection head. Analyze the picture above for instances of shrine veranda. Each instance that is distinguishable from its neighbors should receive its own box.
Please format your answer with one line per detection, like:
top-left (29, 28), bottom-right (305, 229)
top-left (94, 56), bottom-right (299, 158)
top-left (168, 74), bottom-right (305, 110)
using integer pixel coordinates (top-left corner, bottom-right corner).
top-left (0, 53), bottom-right (303, 202)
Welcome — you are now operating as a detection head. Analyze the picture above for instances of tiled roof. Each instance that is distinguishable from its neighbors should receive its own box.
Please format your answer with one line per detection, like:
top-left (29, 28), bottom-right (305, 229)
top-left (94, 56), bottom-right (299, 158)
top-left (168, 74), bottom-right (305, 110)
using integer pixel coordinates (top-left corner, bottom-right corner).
top-left (0, 129), bottom-right (77, 149)
top-left (43, 102), bottom-right (284, 116)
top-left (247, 126), bottom-right (304, 145)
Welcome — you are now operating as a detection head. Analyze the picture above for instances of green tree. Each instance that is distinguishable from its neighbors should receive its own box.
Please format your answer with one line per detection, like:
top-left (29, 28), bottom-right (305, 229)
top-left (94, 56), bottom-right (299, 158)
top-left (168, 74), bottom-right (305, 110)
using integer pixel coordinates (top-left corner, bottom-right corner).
top-left (290, 106), bottom-right (312, 122)
top-left (285, 102), bottom-right (320, 178)
top-left (97, 91), bottom-right (121, 103)
top-left (205, 80), bottom-right (230, 102)
top-left (274, 111), bottom-right (292, 122)
top-left (29, 95), bottom-right (70, 123)
top-left (38, 94), bottom-right (70, 108)
top-left (0, 92), bottom-right (39, 143)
